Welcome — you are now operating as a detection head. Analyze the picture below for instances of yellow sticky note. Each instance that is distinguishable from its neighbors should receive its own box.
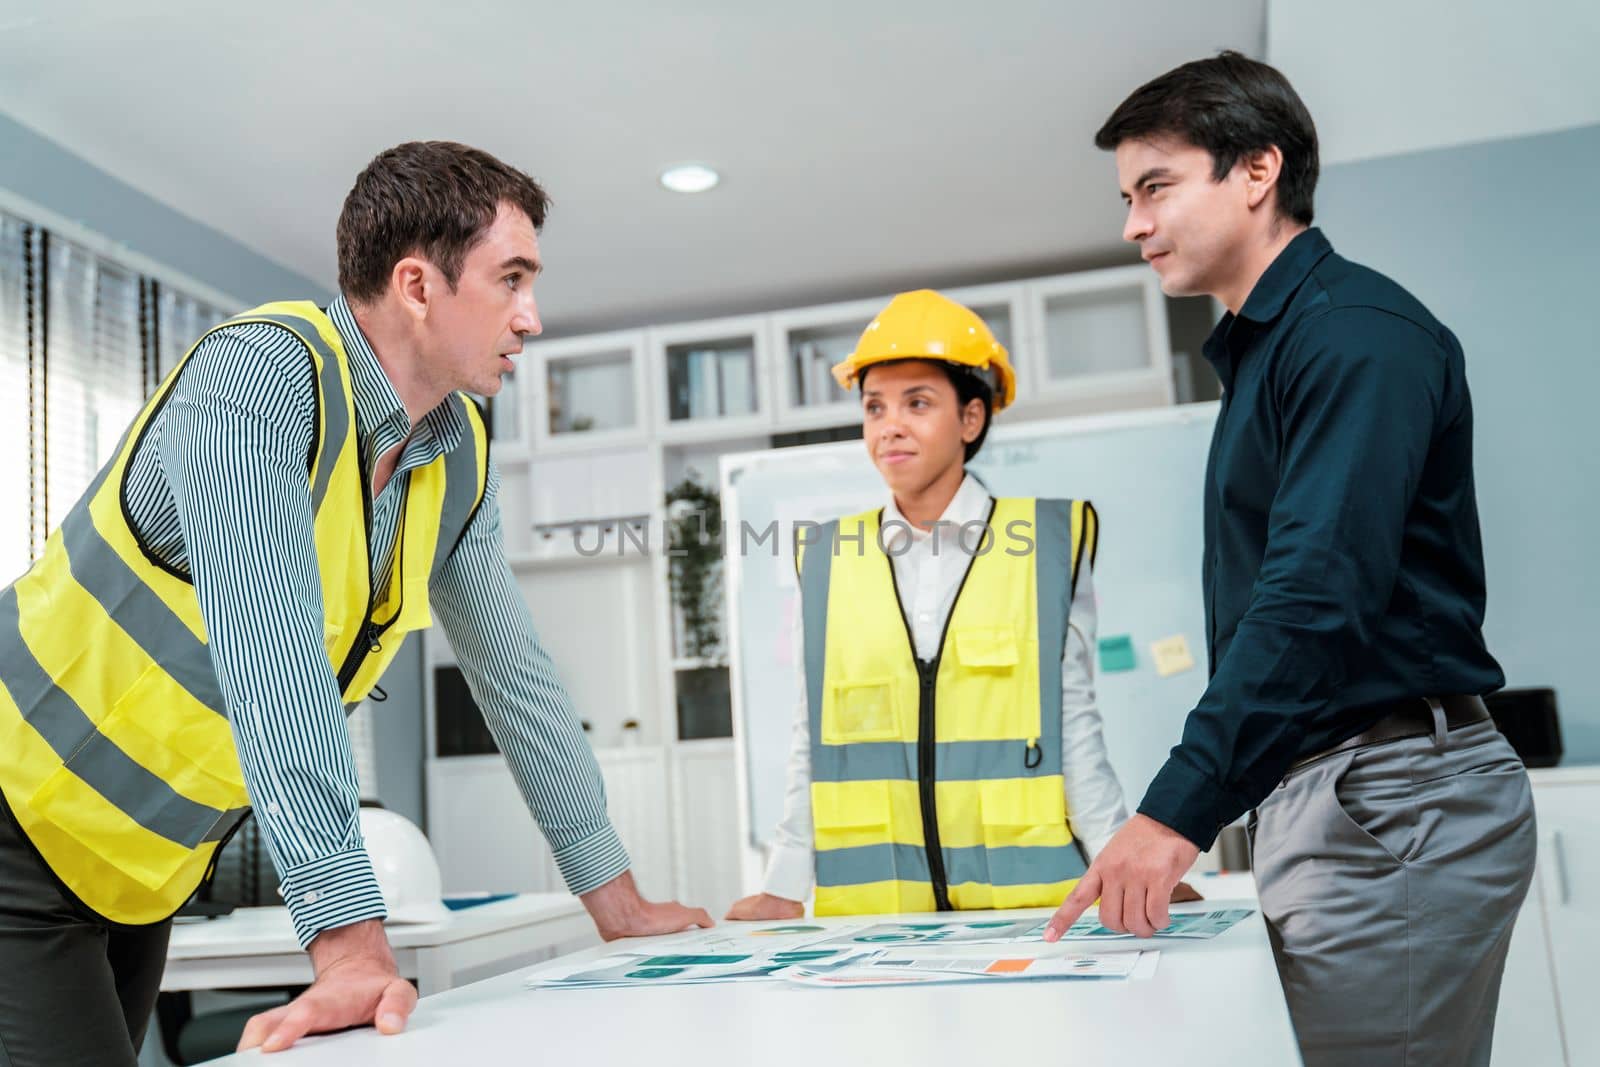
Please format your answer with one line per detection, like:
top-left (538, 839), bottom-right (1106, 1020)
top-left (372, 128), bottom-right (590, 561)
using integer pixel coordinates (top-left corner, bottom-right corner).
top-left (1151, 634), bottom-right (1195, 678)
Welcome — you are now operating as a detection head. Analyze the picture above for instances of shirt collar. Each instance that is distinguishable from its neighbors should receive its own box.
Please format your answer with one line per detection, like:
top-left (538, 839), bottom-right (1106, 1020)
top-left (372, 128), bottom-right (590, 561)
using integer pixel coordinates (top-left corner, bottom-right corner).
top-left (1202, 227), bottom-right (1335, 391)
top-left (1236, 226), bottom-right (1334, 325)
top-left (328, 294), bottom-right (466, 463)
top-left (881, 472), bottom-right (993, 553)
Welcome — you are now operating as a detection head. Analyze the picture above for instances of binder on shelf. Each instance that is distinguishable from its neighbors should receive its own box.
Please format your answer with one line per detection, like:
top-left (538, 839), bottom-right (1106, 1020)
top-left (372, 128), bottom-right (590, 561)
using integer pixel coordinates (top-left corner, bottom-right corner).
top-left (691, 349), bottom-right (722, 418)
top-left (810, 341), bottom-right (834, 407)
top-left (793, 341), bottom-right (815, 407)
top-left (669, 350), bottom-right (692, 421)
top-left (719, 348), bottom-right (755, 417)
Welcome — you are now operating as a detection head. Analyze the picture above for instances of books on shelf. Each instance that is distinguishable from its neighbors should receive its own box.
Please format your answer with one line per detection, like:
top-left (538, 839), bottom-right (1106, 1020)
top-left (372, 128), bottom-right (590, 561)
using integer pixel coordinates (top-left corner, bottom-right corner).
top-left (672, 346), bottom-right (758, 421)
top-left (793, 340), bottom-right (840, 408)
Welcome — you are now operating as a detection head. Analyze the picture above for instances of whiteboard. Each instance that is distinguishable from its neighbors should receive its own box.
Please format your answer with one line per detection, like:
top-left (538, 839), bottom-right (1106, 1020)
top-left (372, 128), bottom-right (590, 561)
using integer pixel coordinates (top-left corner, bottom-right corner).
top-left (722, 402), bottom-right (1220, 855)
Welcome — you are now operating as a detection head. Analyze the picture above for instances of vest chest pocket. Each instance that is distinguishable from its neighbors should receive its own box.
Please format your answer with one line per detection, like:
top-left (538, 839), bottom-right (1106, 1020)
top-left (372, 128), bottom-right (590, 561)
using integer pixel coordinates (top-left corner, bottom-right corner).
top-left (945, 629), bottom-right (1041, 742)
top-left (822, 678), bottom-right (903, 744)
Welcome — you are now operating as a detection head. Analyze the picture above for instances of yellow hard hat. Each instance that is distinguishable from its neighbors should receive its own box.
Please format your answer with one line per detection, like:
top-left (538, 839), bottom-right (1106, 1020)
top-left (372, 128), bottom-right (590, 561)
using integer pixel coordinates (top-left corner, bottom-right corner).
top-left (831, 289), bottom-right (1017, 412)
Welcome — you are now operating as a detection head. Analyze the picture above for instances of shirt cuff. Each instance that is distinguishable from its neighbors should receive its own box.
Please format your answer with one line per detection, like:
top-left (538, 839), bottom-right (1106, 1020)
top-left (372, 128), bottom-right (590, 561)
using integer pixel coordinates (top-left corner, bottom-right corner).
top-left (279, 848), bottom-right (389, 949)
top-left (761, 843), bottom-right (815, 903)
top-left (551, 823), bottom-right (632, 896)
top-left (1136, 754), bottom-right (1243, 852)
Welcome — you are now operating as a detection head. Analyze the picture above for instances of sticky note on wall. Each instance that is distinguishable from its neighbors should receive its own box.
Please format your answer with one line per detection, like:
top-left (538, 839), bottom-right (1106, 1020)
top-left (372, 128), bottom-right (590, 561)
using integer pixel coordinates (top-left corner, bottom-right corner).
top-left (1151, 634), bottom-right (1196, 677)
top-left (1098, 635), bottom-right (1136, 673)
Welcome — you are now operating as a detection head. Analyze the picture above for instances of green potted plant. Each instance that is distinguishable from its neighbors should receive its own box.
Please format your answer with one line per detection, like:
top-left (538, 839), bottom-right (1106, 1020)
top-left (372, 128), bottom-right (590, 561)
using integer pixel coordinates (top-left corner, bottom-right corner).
top-left (665, 473), bottom-right (723, 663)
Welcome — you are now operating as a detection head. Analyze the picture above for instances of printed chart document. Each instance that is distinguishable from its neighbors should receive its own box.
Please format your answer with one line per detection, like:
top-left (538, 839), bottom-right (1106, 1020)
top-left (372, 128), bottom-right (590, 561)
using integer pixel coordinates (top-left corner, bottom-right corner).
top-left (783, 950), bottom-right (1156, 988)
top-left (812, 918), bottom-right (1048, 948)
top-left (811, 909), bottom-right (1253, 949)
top-left (519, 910), bottom-right (1246, 991)
top-left (524, 922), bottom-right (850, 990)
top-left (1058, 908), bottom-right (1254, 941)
top-left (524, 947), bottom-right (859, 990)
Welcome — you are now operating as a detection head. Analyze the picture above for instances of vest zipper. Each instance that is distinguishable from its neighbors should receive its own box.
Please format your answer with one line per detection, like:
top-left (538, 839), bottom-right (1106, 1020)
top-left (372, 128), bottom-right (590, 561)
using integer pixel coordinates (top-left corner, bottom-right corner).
top-left (336, 457), bottom-right (415, 693)
top-left (916, 656), bottom-right (952, 912)
top-left (880, 500), bottom-right (996, 914)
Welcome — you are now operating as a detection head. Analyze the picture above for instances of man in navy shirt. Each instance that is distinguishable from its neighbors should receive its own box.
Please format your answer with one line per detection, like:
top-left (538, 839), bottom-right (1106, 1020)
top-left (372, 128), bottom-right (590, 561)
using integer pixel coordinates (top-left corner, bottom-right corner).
top-left (1044, 52), bottom-right (1535, 1065)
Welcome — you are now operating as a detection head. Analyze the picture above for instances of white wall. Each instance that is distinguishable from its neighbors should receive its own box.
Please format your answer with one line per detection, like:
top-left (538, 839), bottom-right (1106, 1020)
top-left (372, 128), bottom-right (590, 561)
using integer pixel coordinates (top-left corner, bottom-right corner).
top-left (1269, 0), bottom-right (1600, 164)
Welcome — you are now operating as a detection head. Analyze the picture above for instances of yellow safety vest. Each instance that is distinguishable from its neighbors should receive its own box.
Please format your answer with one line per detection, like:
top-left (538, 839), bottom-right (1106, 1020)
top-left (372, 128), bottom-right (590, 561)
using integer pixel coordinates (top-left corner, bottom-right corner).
top-left (797, 497), bottom-right (1098, 915)
top-left (0, 302), bottom-right (488, 925)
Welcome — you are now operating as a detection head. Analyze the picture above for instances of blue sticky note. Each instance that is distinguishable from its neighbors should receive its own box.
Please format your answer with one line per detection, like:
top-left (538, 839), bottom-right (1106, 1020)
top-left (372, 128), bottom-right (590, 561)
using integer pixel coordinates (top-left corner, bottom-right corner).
top-left (1098, 635), bottom-right (1136, 673)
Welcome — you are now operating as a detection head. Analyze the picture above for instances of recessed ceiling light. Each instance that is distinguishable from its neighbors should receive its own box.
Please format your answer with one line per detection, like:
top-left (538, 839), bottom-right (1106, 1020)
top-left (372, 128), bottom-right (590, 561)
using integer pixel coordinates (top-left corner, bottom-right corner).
top-left (659, 163), bottom-right (720, 194)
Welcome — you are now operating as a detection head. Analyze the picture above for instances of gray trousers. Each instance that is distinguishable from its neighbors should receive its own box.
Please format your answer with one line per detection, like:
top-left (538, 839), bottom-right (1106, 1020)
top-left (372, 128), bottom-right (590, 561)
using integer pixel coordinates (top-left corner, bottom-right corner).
top-left (0, 791), bottom-right (170, 1067)
top-left (1250, 717), bottom-right (1537, 1067)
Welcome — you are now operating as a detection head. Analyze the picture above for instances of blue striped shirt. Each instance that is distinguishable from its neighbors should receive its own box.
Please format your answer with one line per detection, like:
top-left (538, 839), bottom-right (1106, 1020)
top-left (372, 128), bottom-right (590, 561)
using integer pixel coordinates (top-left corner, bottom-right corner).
top-left (123, 295), bottom-right (628, 947)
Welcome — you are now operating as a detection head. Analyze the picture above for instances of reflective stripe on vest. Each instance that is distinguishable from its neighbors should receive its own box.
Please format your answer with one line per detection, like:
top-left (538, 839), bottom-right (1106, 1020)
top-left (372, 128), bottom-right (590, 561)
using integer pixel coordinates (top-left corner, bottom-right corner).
top-left (798, 497), bottom-right (1097, 916)
top-left (0, 302), bottom-right (487, 924)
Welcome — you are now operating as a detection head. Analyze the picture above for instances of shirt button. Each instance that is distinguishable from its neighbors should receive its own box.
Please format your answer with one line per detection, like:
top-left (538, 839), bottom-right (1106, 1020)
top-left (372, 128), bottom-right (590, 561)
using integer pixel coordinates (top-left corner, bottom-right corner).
top-left (303, 891), bottom-right (321, 905)
top-left (918, 612), bottom-right (932, 623)
top-left (267, 802), bottom-right (281, 815)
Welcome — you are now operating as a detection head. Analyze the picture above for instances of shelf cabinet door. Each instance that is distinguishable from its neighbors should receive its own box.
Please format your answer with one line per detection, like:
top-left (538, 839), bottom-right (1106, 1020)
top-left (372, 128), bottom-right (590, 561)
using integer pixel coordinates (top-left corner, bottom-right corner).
top-left (426, 749), bottom-right (674, 903)
top-left (671, 741), bottom-right (742, 916)
top-left (769, 296), bottom-right (885, 431)
top-left (427, 757), bottom-right (562, 894)
top-left (649, 315), bottom-right (774, 443)
top-left (1492, 875), bottom-right (1566, 1066)
top-left (1023, 265), bottom-right (1174, 412)
top-left (1533, 777), bottom-right (1600, 1065)
top-left (940, 281), bottom-right (1030, 371)
top-left (597, 748), bottom-right (673, 901)
top-left (484, 359), bottom-right (528, 460)
top-left (528, 330), bottom-right (650, 452)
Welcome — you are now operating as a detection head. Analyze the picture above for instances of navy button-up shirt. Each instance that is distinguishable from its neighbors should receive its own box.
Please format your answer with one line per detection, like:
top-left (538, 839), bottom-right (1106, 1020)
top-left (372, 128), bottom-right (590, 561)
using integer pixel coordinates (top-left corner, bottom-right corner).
top-left (1139, 228), bottom-right (1504, 849)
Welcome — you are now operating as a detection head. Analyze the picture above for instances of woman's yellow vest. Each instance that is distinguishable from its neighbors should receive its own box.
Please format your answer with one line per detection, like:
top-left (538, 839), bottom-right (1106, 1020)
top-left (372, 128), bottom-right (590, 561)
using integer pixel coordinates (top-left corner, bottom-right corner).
top-left (0, 302), bottom-right (488, 925)
top-left (797, 497), bottom-right (1098, 916)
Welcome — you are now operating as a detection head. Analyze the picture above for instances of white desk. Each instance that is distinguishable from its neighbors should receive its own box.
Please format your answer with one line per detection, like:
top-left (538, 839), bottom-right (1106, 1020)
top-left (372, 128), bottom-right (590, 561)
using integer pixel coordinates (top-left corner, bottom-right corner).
top-left (165, 893), bottom-right (593, 996)
top-left (197, 874), bottom-right (1299, 1066)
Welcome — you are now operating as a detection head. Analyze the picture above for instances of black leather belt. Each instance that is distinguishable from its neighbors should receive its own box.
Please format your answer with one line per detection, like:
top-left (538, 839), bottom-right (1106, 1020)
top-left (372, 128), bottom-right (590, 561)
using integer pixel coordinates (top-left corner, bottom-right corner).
top-left (1288, 695), bottom-right (1492, 774)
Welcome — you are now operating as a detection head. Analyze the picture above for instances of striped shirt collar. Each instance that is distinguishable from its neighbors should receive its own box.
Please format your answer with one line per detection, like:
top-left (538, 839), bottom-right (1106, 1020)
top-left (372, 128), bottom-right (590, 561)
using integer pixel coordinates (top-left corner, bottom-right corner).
top-left (328, 294), bottom-right (466, 465)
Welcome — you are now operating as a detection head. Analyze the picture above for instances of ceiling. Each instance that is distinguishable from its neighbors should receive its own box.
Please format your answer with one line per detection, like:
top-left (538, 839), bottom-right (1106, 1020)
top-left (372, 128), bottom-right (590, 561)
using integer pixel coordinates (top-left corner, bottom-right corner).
top-left (0, 0), bottom-right (1264, 334)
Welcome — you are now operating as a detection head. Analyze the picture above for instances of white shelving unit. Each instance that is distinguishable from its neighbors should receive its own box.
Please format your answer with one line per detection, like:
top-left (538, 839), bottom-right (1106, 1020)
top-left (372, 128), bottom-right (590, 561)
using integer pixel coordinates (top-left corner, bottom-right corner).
top-left (425, 262), bottom-right (1178, 911)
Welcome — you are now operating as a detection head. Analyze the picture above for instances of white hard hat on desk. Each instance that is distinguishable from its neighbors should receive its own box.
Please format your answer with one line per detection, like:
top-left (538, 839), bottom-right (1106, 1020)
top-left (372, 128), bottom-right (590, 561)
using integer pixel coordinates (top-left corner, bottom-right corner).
top-left (359, 807), bottom-right (452, 925)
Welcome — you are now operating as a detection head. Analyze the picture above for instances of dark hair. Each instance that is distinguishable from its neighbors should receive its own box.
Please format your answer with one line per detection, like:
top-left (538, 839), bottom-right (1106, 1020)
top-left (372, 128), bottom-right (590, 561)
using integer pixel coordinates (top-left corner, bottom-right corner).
top-left (1094, 50), bottom-right (1319, 226)
top-left (860, 360), bottom-right (994, 462)
top-left (337, 141), bottom-right (552, 303)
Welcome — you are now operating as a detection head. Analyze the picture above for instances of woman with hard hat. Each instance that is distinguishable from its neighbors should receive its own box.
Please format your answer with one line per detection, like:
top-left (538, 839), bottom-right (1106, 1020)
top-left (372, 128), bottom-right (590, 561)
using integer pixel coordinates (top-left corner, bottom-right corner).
top-left (727, 289), bottom-right (1198, 919)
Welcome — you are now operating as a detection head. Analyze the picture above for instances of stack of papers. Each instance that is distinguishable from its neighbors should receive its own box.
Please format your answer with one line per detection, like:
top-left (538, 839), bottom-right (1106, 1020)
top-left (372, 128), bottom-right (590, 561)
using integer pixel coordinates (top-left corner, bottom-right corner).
top-left (521, 909), bottom-right (1253, 992)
